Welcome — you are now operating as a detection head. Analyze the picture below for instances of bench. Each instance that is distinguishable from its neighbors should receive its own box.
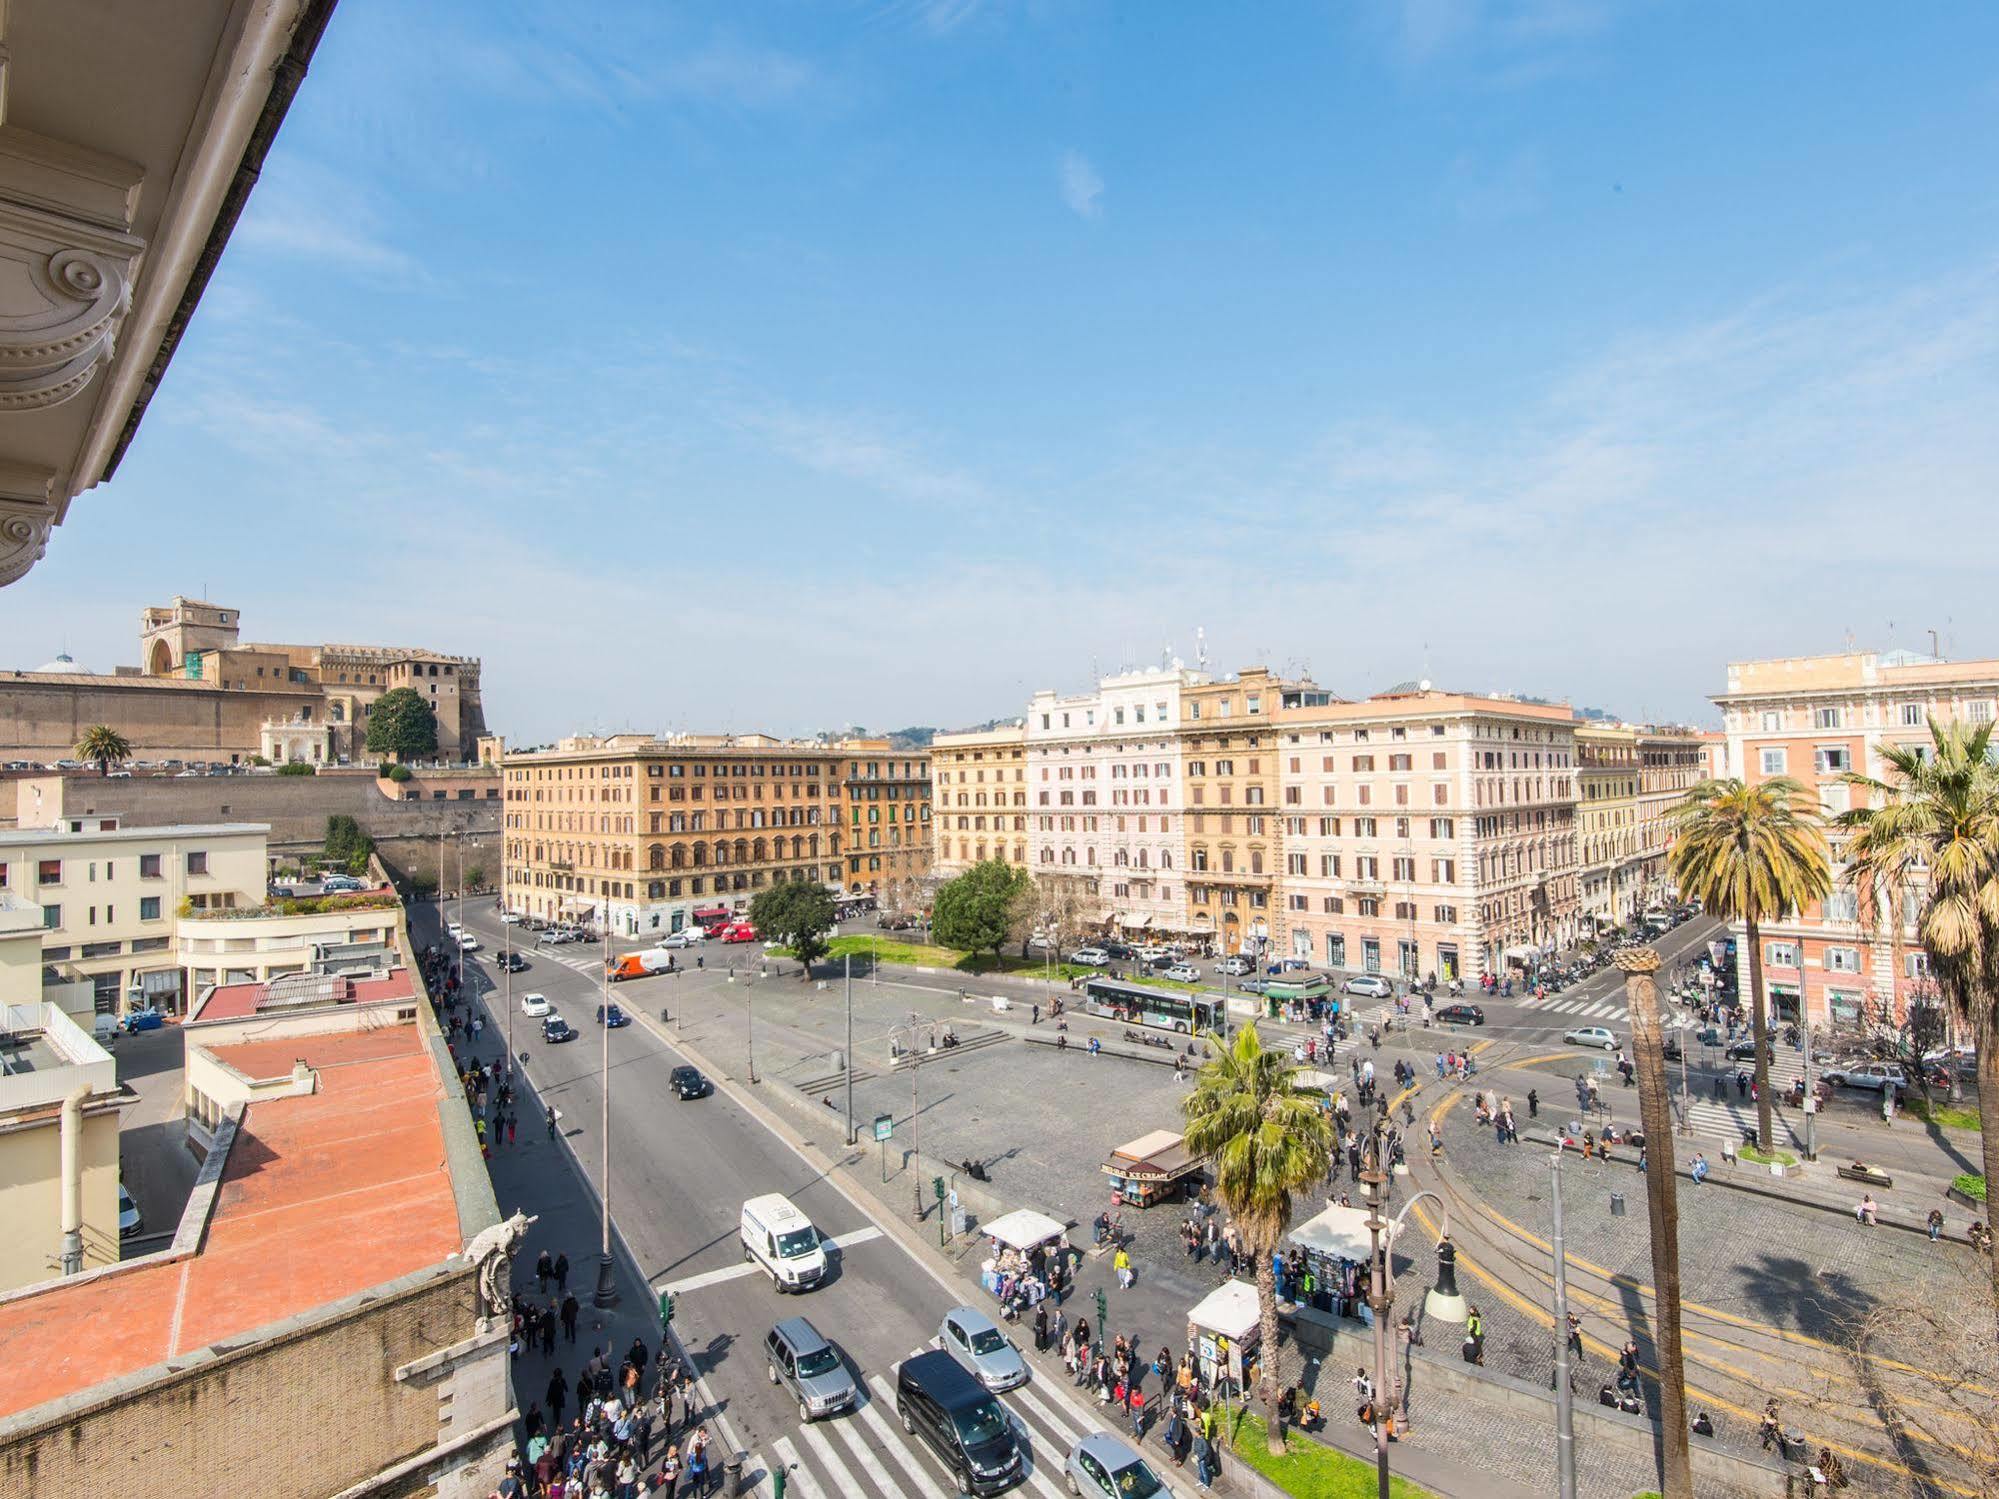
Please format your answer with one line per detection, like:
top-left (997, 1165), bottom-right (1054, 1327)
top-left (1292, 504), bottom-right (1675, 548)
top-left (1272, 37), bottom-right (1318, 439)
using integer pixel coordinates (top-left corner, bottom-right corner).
top-left (1836, 1164), bottom-right (1894, 1189)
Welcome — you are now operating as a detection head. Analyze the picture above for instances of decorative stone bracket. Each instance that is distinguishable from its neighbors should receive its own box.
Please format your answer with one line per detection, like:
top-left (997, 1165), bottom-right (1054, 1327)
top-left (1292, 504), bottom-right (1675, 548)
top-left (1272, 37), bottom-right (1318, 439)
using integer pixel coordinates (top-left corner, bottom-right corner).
top-left (0, 457), bottom-right (54, 585)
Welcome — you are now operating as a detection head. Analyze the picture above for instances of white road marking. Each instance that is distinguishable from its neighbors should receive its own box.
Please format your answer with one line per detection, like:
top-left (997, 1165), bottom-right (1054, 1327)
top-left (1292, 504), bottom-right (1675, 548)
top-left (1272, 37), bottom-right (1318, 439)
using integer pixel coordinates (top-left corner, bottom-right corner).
top-left (1009, 1381), bottom-right (1082, 1450)
top-left (798, 1420), bottom-right (869, 1498)
top-left (770, 1436), bottom-right (829, 1499)
top-left (859, 1396), bottom-right (949, 1499)
top-left (827, 1409), bottom-right (910, 1498)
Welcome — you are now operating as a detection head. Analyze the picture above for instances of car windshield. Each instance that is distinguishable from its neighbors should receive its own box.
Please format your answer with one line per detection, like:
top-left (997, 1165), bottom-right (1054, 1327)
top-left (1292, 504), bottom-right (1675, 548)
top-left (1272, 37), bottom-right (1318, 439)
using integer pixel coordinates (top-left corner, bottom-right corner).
top-left (1108, 1457), bottom-right (1165, 1498)
top-left (969, 1327), bottom-right (1008, 1355)
top-left (776, 1227), bottom-right (818, 1258)
top-left (953, 1399), bottom-right (1010, 1445)
top-left (796, 1346), bottom-right (840, 1378)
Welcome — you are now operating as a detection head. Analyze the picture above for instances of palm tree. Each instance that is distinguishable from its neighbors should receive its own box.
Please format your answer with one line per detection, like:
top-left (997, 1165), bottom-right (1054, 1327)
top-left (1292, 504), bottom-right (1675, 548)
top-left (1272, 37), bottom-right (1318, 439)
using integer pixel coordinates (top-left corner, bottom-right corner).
top-left (1618, 947), bottom-right (1693, 1499)
top-left (1838, 719), bottom-right (1999, 1341)
top-left (1181, 1023), bottom-right (1335, 1455)
top-left (1667, 778), bottom-right (1831, 1151)
top-left (73, 725), bottom-right (132, 777)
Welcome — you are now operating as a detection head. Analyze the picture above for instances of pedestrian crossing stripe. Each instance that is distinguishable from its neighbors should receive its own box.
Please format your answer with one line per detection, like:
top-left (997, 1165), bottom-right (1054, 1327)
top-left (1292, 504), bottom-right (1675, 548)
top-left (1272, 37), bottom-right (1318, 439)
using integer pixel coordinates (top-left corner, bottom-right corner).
top-left (769, 1435), bottom-right (827, 1499)
top-left (858, 1389), bottom-right (948, 1499)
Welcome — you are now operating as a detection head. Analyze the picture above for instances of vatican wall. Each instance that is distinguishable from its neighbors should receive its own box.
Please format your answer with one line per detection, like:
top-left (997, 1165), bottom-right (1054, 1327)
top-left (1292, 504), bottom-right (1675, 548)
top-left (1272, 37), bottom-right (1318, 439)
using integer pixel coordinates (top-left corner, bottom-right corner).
top-left (0, 673), bottom-right (315, 763)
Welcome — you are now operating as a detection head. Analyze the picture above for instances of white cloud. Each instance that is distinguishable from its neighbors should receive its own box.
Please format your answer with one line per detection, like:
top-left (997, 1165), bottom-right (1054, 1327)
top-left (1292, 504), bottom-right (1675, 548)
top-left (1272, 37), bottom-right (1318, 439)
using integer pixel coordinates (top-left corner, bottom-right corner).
top-left (234, 160), bottom-right (417, 278)
top-left (1060, 150), bottom-right (1105, 221)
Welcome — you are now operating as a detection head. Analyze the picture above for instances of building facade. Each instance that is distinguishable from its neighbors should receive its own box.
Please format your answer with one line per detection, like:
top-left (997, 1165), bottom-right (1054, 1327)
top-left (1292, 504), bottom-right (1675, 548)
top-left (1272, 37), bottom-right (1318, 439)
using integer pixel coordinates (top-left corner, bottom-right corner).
top-left (1715, 648), bottom-right (1999, 1030)
top-left (1182, 669), bottom-right (1304, 956)
top-left (501, 734), bottom-right (852, 937)
top-left (1025, 667), bottom-right (1203, 939)
top-left (930, 725), bottom-right (1031, 877)
top-left (0, 597), bottom-right (486, 765)
top-left (1271, 688), bottom-right (1580, 982)
top-left (838, 740), bottom-right (933, 895)
top-left (1574, 723), bottom-right (1712, 931)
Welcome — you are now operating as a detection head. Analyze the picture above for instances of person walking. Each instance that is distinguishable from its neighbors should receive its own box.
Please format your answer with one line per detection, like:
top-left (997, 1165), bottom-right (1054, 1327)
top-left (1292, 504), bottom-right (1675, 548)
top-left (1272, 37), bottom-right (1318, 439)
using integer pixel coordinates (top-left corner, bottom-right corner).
top-left (555, 1252), bottom-right (571, 1294)
top-left (561, 1290), bottom-right (580, 1344)
top-left (1033, 1304), bottom-right (1049, 1353)
top-left (1527, 1088), bottom-right (1539, 1119)
top-left (1928, 1208), bottom-right (1945, 1242)
top-left (536, 1248), bottom-right (554, 1294)
top-left (546, 1366), bottom-right (568, 1428)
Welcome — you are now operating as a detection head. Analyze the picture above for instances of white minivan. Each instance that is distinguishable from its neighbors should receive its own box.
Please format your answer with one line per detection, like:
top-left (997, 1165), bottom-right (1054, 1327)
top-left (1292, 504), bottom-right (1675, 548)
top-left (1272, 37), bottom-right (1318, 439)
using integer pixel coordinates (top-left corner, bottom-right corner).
top-left (741, 1194), bottom-right (827, 1292)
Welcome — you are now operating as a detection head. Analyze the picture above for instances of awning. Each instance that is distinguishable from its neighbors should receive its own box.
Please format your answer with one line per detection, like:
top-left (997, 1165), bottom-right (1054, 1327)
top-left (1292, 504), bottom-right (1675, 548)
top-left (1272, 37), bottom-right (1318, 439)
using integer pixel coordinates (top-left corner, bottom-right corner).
top-left (983, 1208), bottom-right (1068, 1251)
top-left (1124, 913), bottom-right (1153, 929)
top-left (1290, 1203), bottom-right (1401, 1262)
top-left (1102, 1130), bottom-right (1199, 1184)
top-left (1504, 945), bottom-right (1536, 961)
top-left (1187, 1279), bottom-right (1261, 1340)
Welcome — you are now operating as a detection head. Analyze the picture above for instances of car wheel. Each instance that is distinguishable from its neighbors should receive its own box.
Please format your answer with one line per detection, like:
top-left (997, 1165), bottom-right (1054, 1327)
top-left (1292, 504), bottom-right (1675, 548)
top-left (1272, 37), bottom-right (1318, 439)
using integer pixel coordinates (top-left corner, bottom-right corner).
top-left (767, 1363), bottom-right (778, 1385)
top-left (1606, 1041), bottom-right (1617, 1052)
top-left (955, 1466), bottom-right (973, 1496)
top-left (1067, 1473), bottom-right (1082, 1496)
top-left (800, 1398), bottom-right (812, 1424)
top-left (901, 1407), bottom-right (915, 1435)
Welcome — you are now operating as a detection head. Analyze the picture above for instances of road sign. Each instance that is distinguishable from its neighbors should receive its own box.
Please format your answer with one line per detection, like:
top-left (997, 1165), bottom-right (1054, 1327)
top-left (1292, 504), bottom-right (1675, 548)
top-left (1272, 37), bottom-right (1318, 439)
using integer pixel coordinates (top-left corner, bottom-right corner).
top-left (873, 1114), bottom-right (894, 1142)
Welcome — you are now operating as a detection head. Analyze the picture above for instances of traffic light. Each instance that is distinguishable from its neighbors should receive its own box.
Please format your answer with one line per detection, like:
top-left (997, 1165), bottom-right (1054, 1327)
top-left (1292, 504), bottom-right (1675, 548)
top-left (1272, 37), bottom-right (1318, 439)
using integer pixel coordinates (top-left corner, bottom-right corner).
top-left (658, 1289), bottom-right (674, 1333)
top-left (932, 1176), bottom-right (947, 1202)
top-left (1094, 1286), bottom-right (1108, 1329)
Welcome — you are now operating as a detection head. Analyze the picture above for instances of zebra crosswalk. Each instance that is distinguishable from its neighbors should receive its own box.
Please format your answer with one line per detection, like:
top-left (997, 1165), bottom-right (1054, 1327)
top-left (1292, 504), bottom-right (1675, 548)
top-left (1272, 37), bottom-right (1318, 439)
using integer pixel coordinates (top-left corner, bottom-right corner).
top-left (1518, 994), bottom-right (1630, 1023)
top-left (755, 1336), bottom-right (1131, 1499)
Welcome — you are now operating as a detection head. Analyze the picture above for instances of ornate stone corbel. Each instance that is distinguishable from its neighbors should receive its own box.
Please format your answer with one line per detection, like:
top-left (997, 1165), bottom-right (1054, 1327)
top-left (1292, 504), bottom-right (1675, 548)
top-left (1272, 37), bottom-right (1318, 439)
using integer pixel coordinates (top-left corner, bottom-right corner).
top-left (464, 1210), bottom-right (538, 1331)
top-left (0, 458), bottom-right (53, 585)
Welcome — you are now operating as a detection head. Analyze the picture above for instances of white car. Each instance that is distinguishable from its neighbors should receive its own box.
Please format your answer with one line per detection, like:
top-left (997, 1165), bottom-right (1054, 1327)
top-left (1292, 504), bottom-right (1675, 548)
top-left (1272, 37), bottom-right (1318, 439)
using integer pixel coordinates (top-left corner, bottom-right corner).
top-left (501, 912), bottom-right (522, 925)
top-left (118, 1184), bottom-right (143, 1239)
top-left (1342, 974), bottom-right (1394, 999)
top-left (1564, 1025), bottom-right (1619, 1051)
top-left (658, 929), bottom-right (703, 948)
top-left (1069, 947), bottom-right (1111, 967)
top-left (1215, 955), bottom-right (1253, 976)
top-left (455, 933), bottom-right (480, 953)
top-left (520, 992), bottom-right (551, 1017)
top-left (1822, 1060), bottom-right (1908, 1092)
top-left (1165, 962), bottom-right (1201, 983)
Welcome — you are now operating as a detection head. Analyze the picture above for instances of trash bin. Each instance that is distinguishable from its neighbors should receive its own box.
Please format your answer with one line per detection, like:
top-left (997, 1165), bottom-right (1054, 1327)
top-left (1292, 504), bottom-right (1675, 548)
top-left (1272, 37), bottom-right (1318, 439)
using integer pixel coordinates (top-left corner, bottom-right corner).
top-left (1609, 1192), bottom-right (1626, 1217)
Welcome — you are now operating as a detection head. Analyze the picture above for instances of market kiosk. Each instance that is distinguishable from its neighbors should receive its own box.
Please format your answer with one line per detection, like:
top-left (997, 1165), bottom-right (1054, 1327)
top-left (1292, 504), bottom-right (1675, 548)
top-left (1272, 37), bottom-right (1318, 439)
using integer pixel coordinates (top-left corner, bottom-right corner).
top-left (978, 1208), bottom-right (1070, 1308)
top-left (1186, 1279), bottom-right (1261, 1400)
top-left (1101, 1129), bottom-right (1204, 1209)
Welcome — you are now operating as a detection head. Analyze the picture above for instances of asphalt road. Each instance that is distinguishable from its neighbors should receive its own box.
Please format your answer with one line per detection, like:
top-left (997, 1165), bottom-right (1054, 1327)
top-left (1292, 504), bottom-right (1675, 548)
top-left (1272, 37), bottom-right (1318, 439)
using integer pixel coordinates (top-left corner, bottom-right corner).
top-left (432, 901), bottom-right (1152, 1499)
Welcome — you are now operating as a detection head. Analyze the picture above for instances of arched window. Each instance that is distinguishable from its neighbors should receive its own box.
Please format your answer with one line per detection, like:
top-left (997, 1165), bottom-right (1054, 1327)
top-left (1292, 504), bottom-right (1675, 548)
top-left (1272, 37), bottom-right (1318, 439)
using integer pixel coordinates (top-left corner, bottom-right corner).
top-left (734, 838), bottom-right (750, 864)
top-left (648, 845), bottom-right (665, 871)
top-left (671, 844), bottom-right (687, 869)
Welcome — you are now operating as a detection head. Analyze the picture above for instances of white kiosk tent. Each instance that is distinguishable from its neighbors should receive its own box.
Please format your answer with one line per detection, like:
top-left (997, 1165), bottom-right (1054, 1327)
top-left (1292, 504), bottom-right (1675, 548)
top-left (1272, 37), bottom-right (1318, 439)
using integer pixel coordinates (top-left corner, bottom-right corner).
top-left (1289, 1203), bottom-right (1400, 1262)
top-left (982, 1208), bottom-right (1067, 1252)
top-left (1186, 1279), bottom-right (1261, 1396)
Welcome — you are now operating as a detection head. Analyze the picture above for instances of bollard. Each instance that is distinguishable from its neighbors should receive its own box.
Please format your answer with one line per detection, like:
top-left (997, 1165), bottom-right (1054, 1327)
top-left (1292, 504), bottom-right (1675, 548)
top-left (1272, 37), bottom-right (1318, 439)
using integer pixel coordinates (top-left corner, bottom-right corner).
top-left (726, 1451), bottom-right (748, 1494)
top-left (1609, 1191), bottom-right (1626, 1217)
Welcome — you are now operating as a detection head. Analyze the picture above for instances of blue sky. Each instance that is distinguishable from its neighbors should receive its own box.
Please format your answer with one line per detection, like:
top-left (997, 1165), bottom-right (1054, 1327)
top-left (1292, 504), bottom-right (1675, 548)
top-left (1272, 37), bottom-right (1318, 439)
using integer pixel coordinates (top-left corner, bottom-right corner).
top-left (8, 0), bottom-right (1999, 740)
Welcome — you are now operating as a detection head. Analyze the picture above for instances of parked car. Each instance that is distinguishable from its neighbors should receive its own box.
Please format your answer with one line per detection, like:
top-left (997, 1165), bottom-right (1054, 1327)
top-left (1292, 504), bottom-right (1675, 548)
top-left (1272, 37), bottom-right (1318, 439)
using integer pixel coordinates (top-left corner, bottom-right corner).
top-left (542, 1015), bottom-right (578, 1044)
top-left (520, 992), bottom-right (551, 1018)
top-left (1341, 974), bottom-right (1394, 999)
top-left (1068, 947), bottom-right (1111, 967)
top-left (117, 1184), bottom-right (142, 1239)
top-left (1027, 934), bottom-right (1056, 952)
top-left (1134, 945), bottom-right (1171, 963)
top-left (501, 911), bottom-right (522, 924)
top-left (596, 1002), bottom-right (630, 1028)
top-left (1724, 1038), bottom-right (1772, 1063)
top-left (1271, 957), bottom-right (1312, 973)
top-left (1101, 941), bottom-right (1138, 961)
top-left (322, 875), bottom-right (367, 893)
top-left (765, 1317), bottom-right (856, 1422)
top-left (1821, 1060), bottom-right (1908, 1093)
top-left (1564, 1025), bottom-right (1620, 1051)
top-left (1164, 962), bottom-right (1201, 983)
top-left (658, 928), bottom-right (704, 948)
top-left (1216, 955), bottom-right (1253, 977)
top-left (939, 1305), bottom-right (1028, 1392)
top-left (1435, 1003), bottom-right (1486, 1027)
top-left (670, 1065), bottom-right (709, 1100)
top-left (1066, 1432), bottom-right (1165, 1499)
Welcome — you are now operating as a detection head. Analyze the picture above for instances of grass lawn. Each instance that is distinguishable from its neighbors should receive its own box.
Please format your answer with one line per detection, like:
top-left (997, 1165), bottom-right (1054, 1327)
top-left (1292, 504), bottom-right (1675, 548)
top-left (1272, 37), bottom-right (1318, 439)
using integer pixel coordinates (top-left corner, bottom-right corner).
top-left (1905, 1096), bottom-right (1982, 1132)
top-left (1952, 1173), bottom-right (1987, 1203)
top-left (1227, 1412), bottom-right (1435, 1499)
top-left (816, 934), bottom-right (1092, 981)
top-left (1739, 1144), bottom-right (1798, 1167)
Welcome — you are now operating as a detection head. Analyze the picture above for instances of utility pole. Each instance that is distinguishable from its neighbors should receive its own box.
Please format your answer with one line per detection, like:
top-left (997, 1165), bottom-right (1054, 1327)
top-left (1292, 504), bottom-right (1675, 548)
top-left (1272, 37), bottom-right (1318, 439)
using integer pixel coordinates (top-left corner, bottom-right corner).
top-left (910, 1009), bottom-right (923, 1223)
top-left (1362, 1116), bottom-right (1392, 1499)
top-left (1802, 1010), bottom-right (1817, 1160)
top-left (747, 972), bottom-right (758, 1084)
top-left (594, 907), bottom-right (616, 1308)
top-left (1550, 1149), bottom-right (1577, 1499)
top-left (844, 955), bottom-right (855, 1145)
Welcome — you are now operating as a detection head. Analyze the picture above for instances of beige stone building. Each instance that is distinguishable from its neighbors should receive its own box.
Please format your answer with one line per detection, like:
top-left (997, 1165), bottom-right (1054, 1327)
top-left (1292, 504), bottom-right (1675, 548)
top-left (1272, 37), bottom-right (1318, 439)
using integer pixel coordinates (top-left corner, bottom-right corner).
top-left (502, 734), bottom-right (856, 938)
top-left (1715, 647), bottom-right (1999, 1029)
top-left (1573, 723), bottom-right (1710, 931)
top-left (1271, 687), bottom-right (1580, 983)
top-left (1, 596), bottom-right (487, 765)
top-left (838, 739), bottom-right (933, 895)
top-left (931, 724), bottom-right (1031, 876)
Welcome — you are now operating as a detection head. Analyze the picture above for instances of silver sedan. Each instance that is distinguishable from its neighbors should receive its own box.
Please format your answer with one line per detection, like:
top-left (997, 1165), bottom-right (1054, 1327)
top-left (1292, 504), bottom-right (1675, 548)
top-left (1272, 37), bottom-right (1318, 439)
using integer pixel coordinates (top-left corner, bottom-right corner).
top-left (940, 1305), bottom-right (1029, 1392)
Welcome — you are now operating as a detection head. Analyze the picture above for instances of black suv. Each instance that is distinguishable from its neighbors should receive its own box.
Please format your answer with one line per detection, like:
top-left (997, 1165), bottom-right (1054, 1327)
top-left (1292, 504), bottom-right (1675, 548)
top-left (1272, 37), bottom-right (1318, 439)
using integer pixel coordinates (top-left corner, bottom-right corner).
top-left (896, 1350), bottom-right (1021, 1495)
top-left (670, 1065), bottom-right (708, 1100)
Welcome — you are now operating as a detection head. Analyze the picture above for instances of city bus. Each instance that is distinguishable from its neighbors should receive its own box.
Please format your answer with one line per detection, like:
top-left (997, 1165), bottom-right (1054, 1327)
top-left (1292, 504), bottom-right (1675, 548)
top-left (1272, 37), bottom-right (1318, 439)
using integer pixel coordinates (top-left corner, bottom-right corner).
top-left (1082, 977), bottom-right (1229, 1036)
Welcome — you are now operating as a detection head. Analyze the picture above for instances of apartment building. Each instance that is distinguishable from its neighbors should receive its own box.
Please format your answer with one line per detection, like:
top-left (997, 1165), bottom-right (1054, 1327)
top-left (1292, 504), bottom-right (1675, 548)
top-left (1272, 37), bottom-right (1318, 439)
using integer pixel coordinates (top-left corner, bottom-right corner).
top-left (1572, 723), bottom-right (1708, 929)
top-left (1271, 687), bottom-right (1580, 982)
top-left (0, 816), bottom-right (268, 1016)
top-left (1715, 648), bottom-right (1999, 1029)
top-left (1182, 669), bottom-right (1313, 956)
top-left (838, 740), bottom-right (933, 894)
top-left (1025, 666), bottom-right (1202, 938)
top-left (501, 734), bottom-right (849, 937)
top-left (931, 724), bottom-right (1031, 876)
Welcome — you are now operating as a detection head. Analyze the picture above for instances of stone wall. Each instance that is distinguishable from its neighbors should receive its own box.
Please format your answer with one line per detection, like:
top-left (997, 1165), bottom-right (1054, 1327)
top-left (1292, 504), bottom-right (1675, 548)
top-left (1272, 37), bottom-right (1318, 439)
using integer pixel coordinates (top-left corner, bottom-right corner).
top-left (0, 673), bottom-right (319, 762)
top-left (0, 1265), bottom-right (509, 1499)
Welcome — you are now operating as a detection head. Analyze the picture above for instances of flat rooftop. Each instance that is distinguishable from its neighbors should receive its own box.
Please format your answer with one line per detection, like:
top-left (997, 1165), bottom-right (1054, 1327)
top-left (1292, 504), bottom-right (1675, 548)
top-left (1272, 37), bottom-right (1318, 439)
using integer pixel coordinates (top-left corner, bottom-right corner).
top-left (192, 967), bottom-right (419, 1024)
top-left (0, 1022), bottom-right (462, 1420)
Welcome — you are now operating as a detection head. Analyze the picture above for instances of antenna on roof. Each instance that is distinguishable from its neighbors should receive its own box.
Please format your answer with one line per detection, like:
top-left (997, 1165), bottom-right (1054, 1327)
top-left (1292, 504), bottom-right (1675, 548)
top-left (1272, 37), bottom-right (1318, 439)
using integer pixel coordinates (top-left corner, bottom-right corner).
top-left (1195, 626), bottom-right (1208, 672)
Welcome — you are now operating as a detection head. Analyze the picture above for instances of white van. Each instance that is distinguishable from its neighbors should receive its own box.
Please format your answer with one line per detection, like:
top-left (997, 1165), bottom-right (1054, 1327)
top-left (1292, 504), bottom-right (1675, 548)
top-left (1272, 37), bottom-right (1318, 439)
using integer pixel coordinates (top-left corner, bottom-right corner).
top-left (740, 1194), bottom-right (827, 1293)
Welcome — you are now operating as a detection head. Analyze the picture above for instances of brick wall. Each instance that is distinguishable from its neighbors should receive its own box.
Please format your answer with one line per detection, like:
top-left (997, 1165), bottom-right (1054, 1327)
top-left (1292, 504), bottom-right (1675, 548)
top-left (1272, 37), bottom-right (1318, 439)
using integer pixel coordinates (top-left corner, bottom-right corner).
top-left (0, 1267), bottom-right (508, 1498)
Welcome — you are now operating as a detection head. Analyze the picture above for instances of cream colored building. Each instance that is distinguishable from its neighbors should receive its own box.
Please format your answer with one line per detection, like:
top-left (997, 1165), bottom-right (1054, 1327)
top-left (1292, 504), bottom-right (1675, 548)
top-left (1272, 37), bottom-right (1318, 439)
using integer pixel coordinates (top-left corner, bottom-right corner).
top-left (1716, 648), bottom-right (1999, 1029)
top-left (838, 740), bottom-right (933, 894)
top-left (1272, 687), bottom-right (1580, 982)
top-left (1025, 666), bottom-right (1204, 938)
top-left (931, 724), bottom-right (1031, 876)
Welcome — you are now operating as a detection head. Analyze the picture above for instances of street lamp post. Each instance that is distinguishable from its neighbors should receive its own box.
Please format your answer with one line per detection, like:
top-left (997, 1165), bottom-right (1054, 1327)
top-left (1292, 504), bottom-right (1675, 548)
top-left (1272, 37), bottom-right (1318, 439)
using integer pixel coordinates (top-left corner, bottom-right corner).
top-left (844, 955), bottom-right (856, 1145)
top-left (910, 1009), bottom-right (923, 1223)
top-left (1550, 1148), bottom-right (1578, 1499)
top-left (1359, 1117), bottom-right (1463, 1499)
top-left (594, 909), bottom-right (616, 1308)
